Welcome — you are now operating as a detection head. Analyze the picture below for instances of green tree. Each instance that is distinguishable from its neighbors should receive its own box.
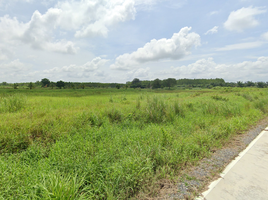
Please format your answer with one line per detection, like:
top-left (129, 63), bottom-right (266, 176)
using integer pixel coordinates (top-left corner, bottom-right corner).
top-left (152, 78), bottom-right (162, 89)
top-left (41, 78), bottom-right (50, 87)
top-left (131, 78), bottom-right (141, 88)
top-left (13, 83), bottom-right (18, 89)
top-left (56, 80), bottom-right (65, 89)
top-left (257, 82), bottom-right (265, 88)
top-left (28, 82), bottom-right (34, 89)
top-left (163, 78), bottom-right (176, 89)
top-left (71, 83), bottom-right (75, 89)
top-left (237, 81), bottom-right (244, 87)
top-left (116, 84), bottom-right (120, 89)
top-left (245, 81), bottom-right (255, 87)
top-left (50, 82), bottom-right (56, 89)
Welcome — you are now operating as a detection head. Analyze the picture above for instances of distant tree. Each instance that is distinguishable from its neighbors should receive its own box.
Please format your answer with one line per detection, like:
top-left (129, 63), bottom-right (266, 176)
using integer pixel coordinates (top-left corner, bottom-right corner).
top-left (13, 83), bottom-right (18, 89)
top-left (71, 83), bottom-right (75, 89)
top-left (50, 82), bottom-right (56, 89)
top-left (28, 82), bottom-right (34, 89)
top-left (131, 78), bottom-right (141, 88)
top-left (152, 78), bottom-right (162, 89)
top-left (245, 81), bottom-right (255, 87)
top-left (56, 80), bottom-right (65, 89)
top-left (125, 84), bottom-right (128, 90)
top-left (116, 84), bottom-right (120, 89)
top-left (35, 81), bottom-right (41, 87)
top-left (81, 84), bottom-right (85, 89)
top-left (237, 81), bottom-right (244, 87)
top-left (41, 78), bottom-right (50, 87)
top-left (2, 82), bottom-right (7, 86)
top-left (163, 78), bottom-right (177, 89)
top-left (257, 82), bottom-right (266, 88)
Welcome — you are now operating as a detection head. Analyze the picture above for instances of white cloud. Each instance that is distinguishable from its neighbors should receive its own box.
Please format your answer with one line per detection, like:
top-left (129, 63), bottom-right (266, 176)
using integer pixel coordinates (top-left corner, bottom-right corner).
top-left (205, 26), bottom-right (218, 35)
top-left (224, 6), bottom-right (266, 32)
top-left (0, 11), bottom-right (78, 54)
top-left (216, 41), bottom-right (264, 51)
top-left (0, 0), bottom-right (137, 53)
top-left (165, 56), bottom-right (268, 81)
top-left (59, 0), bottom-right (136, 38)
top-left (0, 59), bottom-right (27, 71)
top-left (0, 59), bottom-right (32, 82)
top-left (262, 32), bottom-right (268, 41)
top-left (209, 11), bottom-right (219, 16)
top-left (44, 57), bottom-right (108, 75)
top-left (126, 67), bottom-right (150, 80)
top-left (0, 49), bottom-right (9, 61)
top-left (110, 27), bottom-right (200, 70)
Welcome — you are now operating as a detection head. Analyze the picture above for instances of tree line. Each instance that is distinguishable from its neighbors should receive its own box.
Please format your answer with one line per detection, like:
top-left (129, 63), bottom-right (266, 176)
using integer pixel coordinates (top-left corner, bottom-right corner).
top-left (1, 78), bottom-right (268, 90)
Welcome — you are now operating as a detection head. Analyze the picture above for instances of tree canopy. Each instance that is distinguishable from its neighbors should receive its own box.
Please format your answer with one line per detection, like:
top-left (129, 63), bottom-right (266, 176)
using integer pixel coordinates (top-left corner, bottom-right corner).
top-left (56, 80), bottom-right (65, 89)
top-left (41, 78), bottom-right (50, 87)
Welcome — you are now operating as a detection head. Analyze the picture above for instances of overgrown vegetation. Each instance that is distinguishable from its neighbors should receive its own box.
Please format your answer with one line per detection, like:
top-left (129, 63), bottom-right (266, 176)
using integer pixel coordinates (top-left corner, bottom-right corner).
top-left (0, 87), bottom-right (268, 199)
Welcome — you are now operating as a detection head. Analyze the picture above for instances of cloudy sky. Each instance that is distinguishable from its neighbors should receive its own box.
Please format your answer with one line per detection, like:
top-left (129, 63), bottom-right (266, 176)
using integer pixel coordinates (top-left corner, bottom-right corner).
top-left (0, 0), bottom-right (268, 83)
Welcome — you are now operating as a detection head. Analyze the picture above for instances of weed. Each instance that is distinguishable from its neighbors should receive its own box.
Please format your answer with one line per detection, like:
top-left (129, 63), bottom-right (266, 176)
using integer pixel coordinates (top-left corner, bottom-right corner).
top-left (242, 93), bottom-right (254, 101)
top-left (211, 95), bottom-right (229, 101)
top-left (106, 108), bottom-right (123, 123)
top-left (0, 94), bottom-right (26, 113)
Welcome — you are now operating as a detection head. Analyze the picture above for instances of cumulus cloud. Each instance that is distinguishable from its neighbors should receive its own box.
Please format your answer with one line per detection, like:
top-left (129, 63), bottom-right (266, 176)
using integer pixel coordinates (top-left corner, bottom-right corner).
top-left (43, 57), bottom-right (108, 75)
top-left (0, 59), bottom-right (32, 82)
top-left (224, 6), bottom-right (266, 32)
top-left (57, 0), bottom-right (136, 38)
top-left (0, 59), bottom-right (27, 71)
top-left (205, 26), bottom-right (218, 35)
top-left (0, 0), bottom-right (137, 53)
top-left (165, 56), bottom-right (268, 81)
top-left (0, 11), bottom-right (78, 54)
top-left (110, 27), bottom-right (200, 70)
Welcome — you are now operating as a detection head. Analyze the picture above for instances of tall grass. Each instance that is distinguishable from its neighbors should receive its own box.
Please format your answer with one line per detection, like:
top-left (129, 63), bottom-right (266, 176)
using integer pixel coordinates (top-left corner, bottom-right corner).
top-left (0, 88), bottom-right (268, 199)
top-left (0, 94), bottom-right (26, 113)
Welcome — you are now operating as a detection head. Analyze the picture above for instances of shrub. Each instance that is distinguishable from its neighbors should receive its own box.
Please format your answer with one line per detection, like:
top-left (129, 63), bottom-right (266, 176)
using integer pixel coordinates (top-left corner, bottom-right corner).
top-left (0, 94), bottom-right (26, 113)
top-left (106, 108), bottom-right (123, 123)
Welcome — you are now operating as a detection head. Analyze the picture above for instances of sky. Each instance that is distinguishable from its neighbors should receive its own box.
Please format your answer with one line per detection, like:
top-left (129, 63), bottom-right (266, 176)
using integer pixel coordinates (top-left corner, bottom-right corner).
top-left (0, 0), bottom-right (268, 83)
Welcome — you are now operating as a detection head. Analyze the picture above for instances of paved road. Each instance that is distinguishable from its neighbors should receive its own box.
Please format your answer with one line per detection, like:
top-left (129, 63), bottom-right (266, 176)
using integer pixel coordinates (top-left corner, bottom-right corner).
top-left (199, 127), bottom-right (268, 200)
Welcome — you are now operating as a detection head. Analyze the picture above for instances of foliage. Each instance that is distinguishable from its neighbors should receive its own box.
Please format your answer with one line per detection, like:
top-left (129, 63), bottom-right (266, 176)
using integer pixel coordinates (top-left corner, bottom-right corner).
top-left (152, 78), bottom-right (162, 89)
top-left (0, 88), bottom-right (268, 199)
top-left (237, 81), bottom-right (244, 87)
top-left (131, 78), bottom-right (141, 88)
top-left (41, 78), bottom-right (50, 87)
top-left (116, 84), bottom-right (120, 89)
top-left (163, 78), bottom-right (176, 89)
top-left (28, 82), bottom-right (34, 89)
top-left (0, 94), bottom-right (26, 113)
top-left (50, 82), bottom-right (56, 89)
top-left (56, 80), bottom-right (65, 89)
top-left (13, 83), bottom-right (18, 89)
top-left (257, 82), bottom-right (266, 88)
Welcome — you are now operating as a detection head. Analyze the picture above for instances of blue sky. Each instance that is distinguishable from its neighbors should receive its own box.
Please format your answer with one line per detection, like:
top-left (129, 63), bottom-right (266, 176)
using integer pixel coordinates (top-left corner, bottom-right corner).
top-left (0, 0), bottom-right (268, 83)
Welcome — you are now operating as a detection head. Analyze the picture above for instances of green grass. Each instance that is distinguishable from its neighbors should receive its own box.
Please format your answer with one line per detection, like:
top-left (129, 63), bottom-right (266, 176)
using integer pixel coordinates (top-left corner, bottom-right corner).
top-left (0, 87), bottom-right (268, 199)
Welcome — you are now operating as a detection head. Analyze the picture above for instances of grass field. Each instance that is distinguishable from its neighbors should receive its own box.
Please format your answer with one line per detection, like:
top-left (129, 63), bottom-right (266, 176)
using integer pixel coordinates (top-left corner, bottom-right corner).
top-left (0, 87), bottom-right (268, 199)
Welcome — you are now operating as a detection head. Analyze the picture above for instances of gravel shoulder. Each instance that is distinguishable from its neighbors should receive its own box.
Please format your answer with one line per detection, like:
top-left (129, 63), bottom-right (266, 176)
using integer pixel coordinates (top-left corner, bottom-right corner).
top-left (155, 117), bottom-right (268, 200)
